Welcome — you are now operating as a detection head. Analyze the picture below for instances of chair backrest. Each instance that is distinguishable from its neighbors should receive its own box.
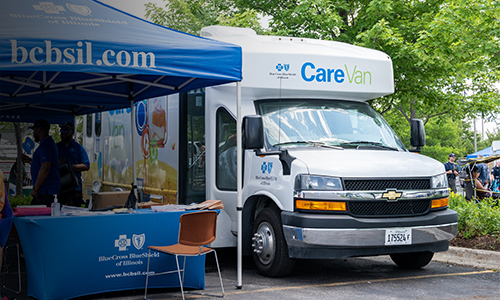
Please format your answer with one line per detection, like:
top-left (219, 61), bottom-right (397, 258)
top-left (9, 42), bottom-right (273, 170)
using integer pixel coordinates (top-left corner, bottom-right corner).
top-left (178, 211), bottom-right (217, 246)
top-left (464, 179), bottom-right (473, 200)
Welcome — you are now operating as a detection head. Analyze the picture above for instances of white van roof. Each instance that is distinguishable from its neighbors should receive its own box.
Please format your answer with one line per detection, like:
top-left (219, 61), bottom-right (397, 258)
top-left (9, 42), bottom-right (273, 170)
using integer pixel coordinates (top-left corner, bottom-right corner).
top-left (201, 25), bottom-right (394, 101)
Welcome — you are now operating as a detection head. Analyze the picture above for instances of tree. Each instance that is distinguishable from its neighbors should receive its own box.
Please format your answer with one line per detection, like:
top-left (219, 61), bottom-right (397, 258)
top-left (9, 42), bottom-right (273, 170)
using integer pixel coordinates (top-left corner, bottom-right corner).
top-left (145, 0), bottom-right (267, 35)
top-left (146, 0), bottom-right (500, 125)
top-left (384, 110), bottom-right (472, 161)
top-left (145, 0), bottom-right (500, 160)
top-left (235, 0), bottom-right (500, 124)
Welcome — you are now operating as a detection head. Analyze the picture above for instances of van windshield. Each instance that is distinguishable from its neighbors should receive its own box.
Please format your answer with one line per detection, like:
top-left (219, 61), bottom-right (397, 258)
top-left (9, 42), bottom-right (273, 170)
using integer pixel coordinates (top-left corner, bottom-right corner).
top-left (257, 100), bottom-right (405, 151)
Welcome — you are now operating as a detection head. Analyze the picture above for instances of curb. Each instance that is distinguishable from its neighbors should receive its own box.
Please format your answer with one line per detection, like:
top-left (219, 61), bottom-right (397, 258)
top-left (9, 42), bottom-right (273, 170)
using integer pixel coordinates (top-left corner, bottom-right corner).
top-left (434, 246), bottom-right (500, 270)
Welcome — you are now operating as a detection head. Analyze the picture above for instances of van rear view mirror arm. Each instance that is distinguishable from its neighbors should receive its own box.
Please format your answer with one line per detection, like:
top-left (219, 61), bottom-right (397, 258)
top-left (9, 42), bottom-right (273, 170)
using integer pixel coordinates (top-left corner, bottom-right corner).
top-left (254, 149), bottom-right (295, 176)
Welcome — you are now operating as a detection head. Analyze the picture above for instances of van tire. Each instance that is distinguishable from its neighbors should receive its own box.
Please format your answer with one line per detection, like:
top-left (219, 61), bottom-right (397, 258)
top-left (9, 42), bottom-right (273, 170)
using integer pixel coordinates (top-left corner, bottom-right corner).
top-left (390, 251), bottom-right (434, 269)
top-left (251, 208), bottom-right (295, 277)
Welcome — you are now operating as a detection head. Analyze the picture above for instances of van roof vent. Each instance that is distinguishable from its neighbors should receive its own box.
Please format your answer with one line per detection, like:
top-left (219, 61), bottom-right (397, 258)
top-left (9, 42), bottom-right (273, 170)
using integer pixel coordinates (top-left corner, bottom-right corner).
top-left (200, 25), bottom-right (257, 38)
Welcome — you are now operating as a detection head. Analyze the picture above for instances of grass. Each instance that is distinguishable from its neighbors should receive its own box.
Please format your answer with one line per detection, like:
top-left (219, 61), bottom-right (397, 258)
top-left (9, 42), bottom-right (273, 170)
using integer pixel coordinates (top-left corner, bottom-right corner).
top-left (448, 192), bottom-right (500, 239)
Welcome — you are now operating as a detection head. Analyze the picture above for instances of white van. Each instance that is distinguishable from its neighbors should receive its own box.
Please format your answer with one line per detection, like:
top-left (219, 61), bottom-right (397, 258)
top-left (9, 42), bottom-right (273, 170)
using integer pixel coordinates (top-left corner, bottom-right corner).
top-left (83, 26), bottom-right (457, 277)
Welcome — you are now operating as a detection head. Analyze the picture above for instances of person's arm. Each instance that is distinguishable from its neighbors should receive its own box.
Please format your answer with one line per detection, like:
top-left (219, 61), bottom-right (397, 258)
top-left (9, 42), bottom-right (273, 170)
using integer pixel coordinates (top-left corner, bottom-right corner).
top-left (474, 178), bottom-right (489, 192)
top-left (72, 163), bottom-right (89, 172)
top-left (72, 145), bottom-right (90, 172)
top-left (31, 161), bottom-right (51, 196)
top-left (444, 163), bottom-right (452, 175)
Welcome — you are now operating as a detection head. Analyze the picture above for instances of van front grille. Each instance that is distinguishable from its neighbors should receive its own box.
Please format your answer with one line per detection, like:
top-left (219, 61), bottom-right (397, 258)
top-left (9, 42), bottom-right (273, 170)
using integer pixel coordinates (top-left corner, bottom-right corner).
top-left (348, 199), bottom-right (431, 217)
top-left (343, 179), bottom-right (430, 191)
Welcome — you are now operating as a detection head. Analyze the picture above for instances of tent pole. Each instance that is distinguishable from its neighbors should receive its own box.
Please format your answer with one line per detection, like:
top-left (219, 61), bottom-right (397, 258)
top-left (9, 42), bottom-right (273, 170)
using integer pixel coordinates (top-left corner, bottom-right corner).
top-left (130, 85), bottom-right (138, 207)
top-left (236, 81), bottom-right (243, 289)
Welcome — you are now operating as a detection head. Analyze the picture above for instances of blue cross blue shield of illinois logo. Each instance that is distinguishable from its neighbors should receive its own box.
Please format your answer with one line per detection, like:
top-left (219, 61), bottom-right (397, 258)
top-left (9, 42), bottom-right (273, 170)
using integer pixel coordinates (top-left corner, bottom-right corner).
top-left (132, 234), bottom-right (145, 250)
top-left (66, 4), bottom-right (91, 16)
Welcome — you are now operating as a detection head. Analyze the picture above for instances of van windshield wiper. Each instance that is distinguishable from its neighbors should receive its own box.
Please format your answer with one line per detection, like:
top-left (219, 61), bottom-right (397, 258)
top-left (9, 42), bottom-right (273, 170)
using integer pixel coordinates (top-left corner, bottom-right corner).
top-left (340, 141), bottom-right (399, 151)
top-left (274, 141), bottom-right (343, 150)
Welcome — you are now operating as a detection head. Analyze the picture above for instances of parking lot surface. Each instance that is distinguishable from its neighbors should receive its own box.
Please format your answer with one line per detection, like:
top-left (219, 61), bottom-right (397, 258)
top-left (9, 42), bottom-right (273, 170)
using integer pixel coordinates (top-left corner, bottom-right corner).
top-left (2, 248), bottom-right (500, 300)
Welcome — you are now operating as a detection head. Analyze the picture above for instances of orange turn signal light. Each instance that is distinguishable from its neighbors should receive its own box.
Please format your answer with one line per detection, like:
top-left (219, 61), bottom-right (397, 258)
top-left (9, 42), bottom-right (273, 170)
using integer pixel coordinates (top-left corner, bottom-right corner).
top-left (296, 200), bottom-right (346, 211)
top-left (431, 198), bottom-right (449, 209)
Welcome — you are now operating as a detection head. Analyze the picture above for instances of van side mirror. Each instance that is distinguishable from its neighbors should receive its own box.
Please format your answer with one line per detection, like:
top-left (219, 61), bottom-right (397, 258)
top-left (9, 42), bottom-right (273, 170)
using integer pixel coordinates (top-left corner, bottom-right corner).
top-left (410, 119), bottom-right (425, 151)
top-left (243, 115), bottom-right (264, 149)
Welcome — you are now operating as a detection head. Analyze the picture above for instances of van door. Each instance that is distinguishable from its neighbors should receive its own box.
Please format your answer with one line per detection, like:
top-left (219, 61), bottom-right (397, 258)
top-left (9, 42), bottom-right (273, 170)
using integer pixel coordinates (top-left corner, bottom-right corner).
top-left (178, 90), bottom-right (206, 204)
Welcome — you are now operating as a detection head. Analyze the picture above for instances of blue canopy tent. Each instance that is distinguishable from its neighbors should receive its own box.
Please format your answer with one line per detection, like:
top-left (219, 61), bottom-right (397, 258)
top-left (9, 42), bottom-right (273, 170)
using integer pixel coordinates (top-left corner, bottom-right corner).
top-left (0, 0), bottom-right (241, 184)
top-left (0, 0), bottom-right (242, 124)
top-left (466, 146), bottom-right (500, 159)
top-left (0, 0), bottom-right (247, 289)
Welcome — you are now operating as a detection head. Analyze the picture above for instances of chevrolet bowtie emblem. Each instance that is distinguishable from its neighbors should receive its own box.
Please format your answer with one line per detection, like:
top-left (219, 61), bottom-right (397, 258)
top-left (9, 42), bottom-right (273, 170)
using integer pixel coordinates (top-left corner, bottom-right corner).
top-left (382, 190), bottom-right (402, 201)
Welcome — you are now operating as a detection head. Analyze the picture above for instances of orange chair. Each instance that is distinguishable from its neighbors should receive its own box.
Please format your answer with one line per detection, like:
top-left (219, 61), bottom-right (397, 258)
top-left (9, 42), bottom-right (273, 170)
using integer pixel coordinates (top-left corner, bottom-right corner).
top-left (144, 210), bottom-right (224, 300)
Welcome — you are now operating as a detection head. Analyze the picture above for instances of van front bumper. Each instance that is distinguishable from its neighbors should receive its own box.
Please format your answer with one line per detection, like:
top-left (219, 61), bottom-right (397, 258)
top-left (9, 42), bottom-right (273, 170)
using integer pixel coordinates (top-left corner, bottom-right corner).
top-left (282, 209), bottom-right (458, 259)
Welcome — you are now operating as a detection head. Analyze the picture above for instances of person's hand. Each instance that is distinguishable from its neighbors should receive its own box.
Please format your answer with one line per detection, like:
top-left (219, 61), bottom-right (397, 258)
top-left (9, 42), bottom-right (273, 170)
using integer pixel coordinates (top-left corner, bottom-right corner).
top-left (31, 188), bottom-right (38, 197)
top-left (59, 158), bottom-right (67, 165)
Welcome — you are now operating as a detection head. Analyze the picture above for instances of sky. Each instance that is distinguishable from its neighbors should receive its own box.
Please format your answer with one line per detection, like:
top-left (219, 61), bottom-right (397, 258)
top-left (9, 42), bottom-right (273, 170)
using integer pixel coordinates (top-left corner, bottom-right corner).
top-left (98, 0), bottom-right (164, 19)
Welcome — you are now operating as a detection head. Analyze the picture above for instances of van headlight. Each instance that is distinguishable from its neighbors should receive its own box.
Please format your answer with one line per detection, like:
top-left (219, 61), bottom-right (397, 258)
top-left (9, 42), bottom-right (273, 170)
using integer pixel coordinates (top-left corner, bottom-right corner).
top-left (431, 174), bottom-right (447, 189)
top-left (295, 175), bottom-right (343, 190)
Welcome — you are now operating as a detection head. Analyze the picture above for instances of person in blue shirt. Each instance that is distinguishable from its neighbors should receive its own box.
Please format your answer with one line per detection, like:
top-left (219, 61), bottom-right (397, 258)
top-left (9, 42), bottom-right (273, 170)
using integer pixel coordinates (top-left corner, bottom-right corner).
top-left (57, 121), bottom-right (90, 207)
top-left (444, 153), bottom-right (459, 193)
top-left (25, 119), bottom-right (60, 206)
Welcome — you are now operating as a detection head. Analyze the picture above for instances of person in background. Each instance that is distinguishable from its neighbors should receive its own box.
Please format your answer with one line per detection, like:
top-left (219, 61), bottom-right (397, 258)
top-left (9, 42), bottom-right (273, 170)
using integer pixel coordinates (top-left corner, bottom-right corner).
top-left (471, 165), bottom-right (492, 200)
top-left (476, 155), bottom-right (490, 188)
top-left (8, 155), bottom-right (30, 190)
top-left (24, 119), bottom-right (60, 206)
top-left (490, 160), bottom-right (500, 198)
top-left (57, 121), bottom-right (89, 207)
top-left (491, 160), bottom-right (500, 181)
top-left (444, 153), bottom-right (459, 193)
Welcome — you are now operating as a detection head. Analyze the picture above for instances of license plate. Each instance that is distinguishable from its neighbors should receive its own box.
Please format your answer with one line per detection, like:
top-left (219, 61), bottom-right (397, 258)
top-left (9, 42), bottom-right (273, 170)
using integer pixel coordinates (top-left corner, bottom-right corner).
top-left (385, 228), bottom-right (412, 245)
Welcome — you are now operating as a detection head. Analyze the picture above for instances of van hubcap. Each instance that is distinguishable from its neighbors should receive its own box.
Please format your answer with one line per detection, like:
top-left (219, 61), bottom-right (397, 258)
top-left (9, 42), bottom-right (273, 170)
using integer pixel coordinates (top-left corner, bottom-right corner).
top-left (252, 221), bottom-right (275, 265)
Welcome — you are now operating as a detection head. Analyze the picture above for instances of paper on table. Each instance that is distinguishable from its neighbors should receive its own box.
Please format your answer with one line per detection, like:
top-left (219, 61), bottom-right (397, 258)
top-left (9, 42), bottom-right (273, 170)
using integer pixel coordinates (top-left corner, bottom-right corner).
top-left (151, 204), bottom-right (189, 212)
top-left (185, 200), bottom-right (224, 210)
top-left (61, 205), bottom-right (114, 216)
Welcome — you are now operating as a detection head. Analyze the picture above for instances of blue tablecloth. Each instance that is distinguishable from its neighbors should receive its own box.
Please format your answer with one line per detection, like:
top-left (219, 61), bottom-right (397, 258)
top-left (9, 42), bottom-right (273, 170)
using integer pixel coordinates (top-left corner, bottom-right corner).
top-left (14, 210), bottom-right (205, 300)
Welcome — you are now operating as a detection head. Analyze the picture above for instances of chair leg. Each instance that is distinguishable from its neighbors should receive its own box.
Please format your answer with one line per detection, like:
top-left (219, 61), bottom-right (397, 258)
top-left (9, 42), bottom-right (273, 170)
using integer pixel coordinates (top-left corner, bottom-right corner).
top-left (2, 244), bottom-right (21, 294)
top-left (175, 255), bottom-right (185, 300)
top-left (144, 249), bottom-right (152, 300)
top-left (213, 250), bottom-right (225, 297)
top-left (181, 256), bottom-right (186, 286)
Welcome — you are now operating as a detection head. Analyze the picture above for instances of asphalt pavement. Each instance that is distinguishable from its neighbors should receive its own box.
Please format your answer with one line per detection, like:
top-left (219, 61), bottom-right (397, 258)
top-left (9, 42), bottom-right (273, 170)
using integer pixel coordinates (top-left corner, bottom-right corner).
top-left (1, 246), bottom-right (499, 300)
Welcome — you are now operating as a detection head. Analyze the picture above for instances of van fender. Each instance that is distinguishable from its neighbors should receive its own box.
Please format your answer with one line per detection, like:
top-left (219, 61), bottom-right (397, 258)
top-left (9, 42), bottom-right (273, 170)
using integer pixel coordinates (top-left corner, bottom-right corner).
top-left (242, 192), bottom-right (284, 255)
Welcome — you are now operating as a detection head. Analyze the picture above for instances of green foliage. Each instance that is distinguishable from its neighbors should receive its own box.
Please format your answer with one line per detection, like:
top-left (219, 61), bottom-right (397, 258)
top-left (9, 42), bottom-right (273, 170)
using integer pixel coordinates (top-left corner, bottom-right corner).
top-left (382, 111), bottom-right (473, 161)
top-left (145, 0), bottom-right (500, 127)
top-left (144, 0), bottom-right (267, 35)
top-left (8, 195), bottom-right (32, 208)
top-left (144, 0), bottom-right (499, 170)
top-left (448, 192), bottom-right (500, 238)
top-left (217, 9), bottom-right (268, 35)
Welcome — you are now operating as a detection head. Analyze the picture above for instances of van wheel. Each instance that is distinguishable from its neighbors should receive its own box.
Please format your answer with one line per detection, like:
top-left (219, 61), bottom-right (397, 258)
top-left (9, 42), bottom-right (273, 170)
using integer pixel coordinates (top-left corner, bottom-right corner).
top-left (390, 251), bottom-right (434, 269)
top-left (251, 208), bottom-right (295, 277)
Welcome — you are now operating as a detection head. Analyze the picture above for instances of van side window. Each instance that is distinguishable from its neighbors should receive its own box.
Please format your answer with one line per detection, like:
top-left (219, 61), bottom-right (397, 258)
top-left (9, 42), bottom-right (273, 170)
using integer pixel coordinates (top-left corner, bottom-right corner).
top-left (216, 108), bottom-right (237, 191)
top-left (95, 112), bottom-right (101, 137)
top-left (86, 114), bottom-right (92, 138)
